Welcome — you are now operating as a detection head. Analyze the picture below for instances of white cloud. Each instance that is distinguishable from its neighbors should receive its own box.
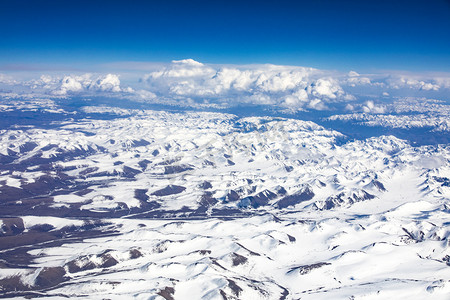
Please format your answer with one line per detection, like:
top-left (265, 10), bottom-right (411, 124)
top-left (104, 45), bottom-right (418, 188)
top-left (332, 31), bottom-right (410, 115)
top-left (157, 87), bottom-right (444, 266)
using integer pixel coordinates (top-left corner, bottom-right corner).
top-left (2, 60), bottom-right (450, 112)
top-left (345, 103), bottom-right (355, 111)
top-left (434, 77), bottom-right (450, 89)
top-left (346, 76), bottom-right (371, 87)
top-left (147, 59), bottom-right (215, 79)
top-left (309, 78), bottom-right (343, 99)
top-left (0, 73), bottom-right (17, 85)
top-left (402, 78), bottom-right (440, 91)
top-left (308, 98), bottom-right (328, 110)
top-left (343, 100), bottom-right (387, 114)
top-left (59, 75), bottom-right (84, 93)
top-left (92, 74), bottom-right (121, 92)
top-left (387, 76), bottom-right (440, 91)
top-left (140, 60), bottom-right (353, 110)
top-left (51, 73), bottom-right (122, 95)
top-left (344, 71), bottom-right (372, 87)
top-left (136, 89), bottom-right (156, 100)
top-left (362, 100), bottom-right (386, 114)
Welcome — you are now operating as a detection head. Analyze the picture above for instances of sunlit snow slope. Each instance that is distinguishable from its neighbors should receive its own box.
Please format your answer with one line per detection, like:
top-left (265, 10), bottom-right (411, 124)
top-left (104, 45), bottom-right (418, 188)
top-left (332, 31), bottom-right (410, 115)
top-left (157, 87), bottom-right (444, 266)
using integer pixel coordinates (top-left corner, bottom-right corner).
top-left (0, 107), bottom-right (449, 299)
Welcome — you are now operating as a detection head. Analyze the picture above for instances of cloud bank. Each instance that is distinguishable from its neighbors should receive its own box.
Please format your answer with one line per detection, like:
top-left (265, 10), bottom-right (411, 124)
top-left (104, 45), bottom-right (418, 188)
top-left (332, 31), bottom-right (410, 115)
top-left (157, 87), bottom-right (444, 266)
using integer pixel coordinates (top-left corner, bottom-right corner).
top-left (1, 59), bottom-right (449, 113)
top-left (140, 59), bottom-right (352, 110)
top-left (30, 73), bottom-right (126, 95)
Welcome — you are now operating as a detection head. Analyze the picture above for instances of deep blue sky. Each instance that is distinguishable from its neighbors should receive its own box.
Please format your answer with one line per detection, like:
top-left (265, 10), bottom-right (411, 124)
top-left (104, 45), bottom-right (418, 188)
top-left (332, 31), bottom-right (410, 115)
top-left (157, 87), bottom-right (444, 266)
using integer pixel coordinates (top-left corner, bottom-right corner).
top-left (0, 0), bottom-right (449, 72)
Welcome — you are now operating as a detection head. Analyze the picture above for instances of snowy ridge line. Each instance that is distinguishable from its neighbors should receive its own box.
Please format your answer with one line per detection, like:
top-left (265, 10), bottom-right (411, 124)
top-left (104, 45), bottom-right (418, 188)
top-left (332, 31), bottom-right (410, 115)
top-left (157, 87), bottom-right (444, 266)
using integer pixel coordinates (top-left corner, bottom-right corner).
top-left (0, 108), bottom-right (448, 216)
top-left (327, 113), bottom-right (450, 132)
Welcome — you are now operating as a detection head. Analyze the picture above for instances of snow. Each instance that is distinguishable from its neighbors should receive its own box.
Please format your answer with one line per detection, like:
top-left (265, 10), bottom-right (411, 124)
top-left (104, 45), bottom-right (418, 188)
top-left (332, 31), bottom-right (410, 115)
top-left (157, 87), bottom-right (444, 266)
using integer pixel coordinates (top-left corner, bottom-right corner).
top-left (0, 106), bottom-right (449, 299)
top-left (21, 216), bottom-right (84, 231)
top-left (1, 108), bottom-right (448, 215)
top-left (8, 206), bottom-right (449, 299)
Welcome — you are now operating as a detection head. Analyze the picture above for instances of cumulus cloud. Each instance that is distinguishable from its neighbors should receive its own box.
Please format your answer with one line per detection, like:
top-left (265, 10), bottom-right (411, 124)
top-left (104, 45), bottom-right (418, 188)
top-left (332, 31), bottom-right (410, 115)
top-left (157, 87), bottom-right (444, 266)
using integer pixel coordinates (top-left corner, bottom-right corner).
top-left (434, 77), bottom-right (450, 89)
top-left (348, 71), bottom-right (360, 77)
top-left (344, 104), bottom-right (354, 111)
top-left (92, 74), bottom-right (121, 92)
top-left (398, 78), bottom-right (440, 91)
top-left (0, 74), bottom-right (17, 85)
top-left (58, 75), bottom-right (84, 93)
top-left (136, 89), bottom-right (156, 100)
top-left (0, 72), bottom-right (131, 102)
top-left (146, 59), bottom-right (216, 79)
top-left (46, 74), bottom-right (123, 95)
top-left (2, 60), bottom-right (450, 112)
top-left (308, 98), bottom-right (328, 110)
top-left (340, 71), bottom-right (448, 93)
top-left (344, 100), bottom-right (386, 114)
top-left (386, 76), bottom-right (440, 91)
top-left (362, 100), bottom-right (386, 114)
top-left (140, 59), bottom-right (353, 110)
top-left (309, 78), bottom-right (343, 99)
top-left (345, 71), bottom-right (371, 87)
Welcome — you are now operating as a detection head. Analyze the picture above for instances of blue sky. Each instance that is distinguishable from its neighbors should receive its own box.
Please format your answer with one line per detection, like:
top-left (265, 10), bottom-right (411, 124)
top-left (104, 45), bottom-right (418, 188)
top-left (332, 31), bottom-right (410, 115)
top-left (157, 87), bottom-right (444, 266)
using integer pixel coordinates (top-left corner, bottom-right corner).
top-left (1, 0), bottom-right (449, 72)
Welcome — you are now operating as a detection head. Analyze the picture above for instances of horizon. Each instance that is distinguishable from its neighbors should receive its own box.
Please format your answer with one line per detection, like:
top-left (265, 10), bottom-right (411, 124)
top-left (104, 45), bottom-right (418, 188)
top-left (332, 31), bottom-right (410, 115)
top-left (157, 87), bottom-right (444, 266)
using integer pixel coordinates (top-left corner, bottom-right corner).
top-left (3, 59), bottom-right (450, 75)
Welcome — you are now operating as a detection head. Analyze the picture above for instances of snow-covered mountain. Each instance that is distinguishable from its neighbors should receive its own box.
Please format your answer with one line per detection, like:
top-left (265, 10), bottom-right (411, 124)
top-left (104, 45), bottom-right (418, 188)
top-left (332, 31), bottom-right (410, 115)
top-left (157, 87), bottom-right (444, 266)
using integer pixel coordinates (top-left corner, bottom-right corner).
top-left (0, 104), bottom-right (449, 299)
